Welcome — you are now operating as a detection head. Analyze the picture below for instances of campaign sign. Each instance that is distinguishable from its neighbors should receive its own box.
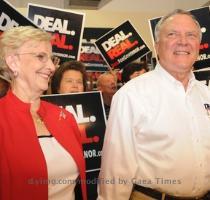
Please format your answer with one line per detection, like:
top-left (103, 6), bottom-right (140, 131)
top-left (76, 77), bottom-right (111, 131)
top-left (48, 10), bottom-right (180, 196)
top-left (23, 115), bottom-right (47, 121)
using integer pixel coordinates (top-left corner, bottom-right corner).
top-left (194, 69), bottom-right (210, 86)
top-left (80, 28), bottom-right (112, 72)
top-left (95, 20), bottom-right (151, 70)
top-left (149, 7), bottom-right (210, 70)
top-left (28, 3), bottom-right (85, 62)
top-left (41, 91), bottom-right (106, 171)
top-left (0, 0), bottom-right (36, 35)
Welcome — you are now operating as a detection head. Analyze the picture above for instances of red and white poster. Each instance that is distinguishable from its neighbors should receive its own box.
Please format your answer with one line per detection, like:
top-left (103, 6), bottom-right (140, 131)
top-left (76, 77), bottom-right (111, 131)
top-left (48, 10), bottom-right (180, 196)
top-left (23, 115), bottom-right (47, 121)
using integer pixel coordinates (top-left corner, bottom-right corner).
top-left (28, 3), bottom-right (85, 62)
top-left (0, 0), bottom-right (36, 35)
top-left (80, 27), bottom-right (112, 72)
top-left (95, 20), bottom-right (151, 70)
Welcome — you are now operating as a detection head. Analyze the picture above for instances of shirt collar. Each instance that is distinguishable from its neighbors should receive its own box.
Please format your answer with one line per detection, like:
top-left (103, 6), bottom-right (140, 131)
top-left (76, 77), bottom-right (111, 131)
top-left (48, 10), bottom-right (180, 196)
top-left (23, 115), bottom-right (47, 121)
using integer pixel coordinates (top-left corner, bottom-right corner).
top-left (155, 63), bottom-right (196, 91)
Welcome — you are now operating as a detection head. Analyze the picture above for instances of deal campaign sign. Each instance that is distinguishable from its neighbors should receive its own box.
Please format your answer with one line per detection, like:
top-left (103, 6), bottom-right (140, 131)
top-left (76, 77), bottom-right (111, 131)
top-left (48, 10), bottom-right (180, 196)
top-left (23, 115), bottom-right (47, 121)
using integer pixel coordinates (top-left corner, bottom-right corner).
top-left (28, 3), bottom-right (85, 62)
top-left (80, 27), bottom-right (112, 72)
top-left (42, 91), bottom-right (106, 200)
top-left (0, 0), bottom-right (36, 35)
top-left (149, 7), bottom-right (210, 70)
top-left (41, 91), bottom-right (106, 172)
top-left (95, 20), bottom-right (151, 70)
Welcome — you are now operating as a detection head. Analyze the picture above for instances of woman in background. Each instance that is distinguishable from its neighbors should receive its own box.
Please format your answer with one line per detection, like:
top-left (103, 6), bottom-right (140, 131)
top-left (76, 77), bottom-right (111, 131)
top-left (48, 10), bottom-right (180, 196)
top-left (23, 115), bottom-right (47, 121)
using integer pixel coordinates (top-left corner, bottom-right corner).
top-left (51, 61), bottom-right (87, 94)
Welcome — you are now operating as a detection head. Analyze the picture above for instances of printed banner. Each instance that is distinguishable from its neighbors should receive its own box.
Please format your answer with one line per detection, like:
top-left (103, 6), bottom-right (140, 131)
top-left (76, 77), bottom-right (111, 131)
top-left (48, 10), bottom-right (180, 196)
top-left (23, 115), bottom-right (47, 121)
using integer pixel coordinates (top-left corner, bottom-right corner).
top-left (194, 68), bottom-right (210, 86)
top-left (149, 7), bottom-right (210, 70)
top-left (41, 91), bottom-right (106, 171)
top-left (95, 20), bottom-right (151, 70)
top-left (80, 28), bottom-right (112, 72)
top-left (0, 0), bottom-right (36, 35)
top-left (28, 3), bottom-right (85, 62)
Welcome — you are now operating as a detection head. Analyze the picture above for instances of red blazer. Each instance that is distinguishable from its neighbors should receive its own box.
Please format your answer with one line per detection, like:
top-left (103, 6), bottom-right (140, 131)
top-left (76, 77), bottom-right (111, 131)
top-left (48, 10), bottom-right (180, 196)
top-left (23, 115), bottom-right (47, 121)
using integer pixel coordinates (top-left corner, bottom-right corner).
top-left (0, 90), bottom-right (87, 200)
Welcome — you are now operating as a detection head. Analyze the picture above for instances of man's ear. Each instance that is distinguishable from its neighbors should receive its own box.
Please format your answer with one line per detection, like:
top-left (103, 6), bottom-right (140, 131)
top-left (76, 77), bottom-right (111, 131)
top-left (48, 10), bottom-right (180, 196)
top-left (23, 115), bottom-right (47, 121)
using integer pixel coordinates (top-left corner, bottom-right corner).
top-left (154, 42), bottom-right (160, 61)
top-left (154, 42), bottom-right (159, 55)
top-left (5, 55), bottom-right (19, 73)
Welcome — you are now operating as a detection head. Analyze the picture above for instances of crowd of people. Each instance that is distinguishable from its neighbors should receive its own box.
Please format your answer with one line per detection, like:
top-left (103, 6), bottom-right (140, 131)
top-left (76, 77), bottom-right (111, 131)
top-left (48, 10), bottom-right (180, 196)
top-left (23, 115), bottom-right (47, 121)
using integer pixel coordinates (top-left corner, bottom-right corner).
top-left (0, 8), bottom-right (210, 200)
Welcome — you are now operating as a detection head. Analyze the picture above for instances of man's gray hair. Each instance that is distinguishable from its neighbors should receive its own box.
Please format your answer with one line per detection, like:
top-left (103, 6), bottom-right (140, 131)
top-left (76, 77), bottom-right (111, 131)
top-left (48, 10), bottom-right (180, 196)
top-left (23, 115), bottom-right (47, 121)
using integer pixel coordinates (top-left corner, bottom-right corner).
top-left (154, 9), bottom-right (202, 42)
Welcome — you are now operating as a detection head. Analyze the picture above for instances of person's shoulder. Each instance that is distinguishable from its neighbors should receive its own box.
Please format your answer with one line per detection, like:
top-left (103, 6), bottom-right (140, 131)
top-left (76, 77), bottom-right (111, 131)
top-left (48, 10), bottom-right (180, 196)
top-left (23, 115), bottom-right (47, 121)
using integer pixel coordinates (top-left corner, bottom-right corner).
top-left (40, 100), bottom-right (75, 119)
top-left (0, 93), bottom-right (9, 108)
top-left (41, 100), bottom-right (66, 116)
top-left (113, 70), bottom-right (158, 106)
top-left (41, 100), bottom-right (61, 111)
top-left (194, 80), bottom-right (210, 94)
top-left (0, 99), bottom-right (5, 115)
top-left (118, 70), bottom-right (157, 94)
top-left (0, 96), bottom-right (5, 104)
top-left (195, 79), bottom-right (209, 88)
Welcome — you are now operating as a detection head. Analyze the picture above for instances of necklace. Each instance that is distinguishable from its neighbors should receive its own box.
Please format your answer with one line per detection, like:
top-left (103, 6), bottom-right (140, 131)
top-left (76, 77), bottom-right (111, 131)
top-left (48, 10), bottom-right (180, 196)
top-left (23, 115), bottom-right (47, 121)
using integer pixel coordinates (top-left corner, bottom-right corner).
top-left (31, 113), bottom-right (44, 125)
top-left (36, 117), bottom-right (44, 124)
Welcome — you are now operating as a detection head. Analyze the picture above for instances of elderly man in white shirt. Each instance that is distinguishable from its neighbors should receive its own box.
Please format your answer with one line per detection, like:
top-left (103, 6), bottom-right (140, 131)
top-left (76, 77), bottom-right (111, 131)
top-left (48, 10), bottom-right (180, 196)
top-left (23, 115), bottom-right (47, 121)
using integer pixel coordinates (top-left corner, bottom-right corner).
top-left (97, 9), bottom-right (210, 200)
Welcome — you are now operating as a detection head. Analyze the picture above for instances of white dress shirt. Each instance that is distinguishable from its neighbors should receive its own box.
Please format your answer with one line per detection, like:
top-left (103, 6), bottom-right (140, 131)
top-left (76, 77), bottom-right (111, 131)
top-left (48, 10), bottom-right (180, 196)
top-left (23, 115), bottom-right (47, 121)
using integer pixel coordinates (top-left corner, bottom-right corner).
top-left (98, 64), bottom-right (210, 200)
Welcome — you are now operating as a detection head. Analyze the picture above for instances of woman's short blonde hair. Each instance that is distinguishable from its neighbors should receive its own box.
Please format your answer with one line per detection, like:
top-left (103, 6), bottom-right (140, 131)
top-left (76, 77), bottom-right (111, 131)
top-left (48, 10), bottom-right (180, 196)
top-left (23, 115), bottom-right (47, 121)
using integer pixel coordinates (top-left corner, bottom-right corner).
top-left (0, 26), bottom-right (52, 81)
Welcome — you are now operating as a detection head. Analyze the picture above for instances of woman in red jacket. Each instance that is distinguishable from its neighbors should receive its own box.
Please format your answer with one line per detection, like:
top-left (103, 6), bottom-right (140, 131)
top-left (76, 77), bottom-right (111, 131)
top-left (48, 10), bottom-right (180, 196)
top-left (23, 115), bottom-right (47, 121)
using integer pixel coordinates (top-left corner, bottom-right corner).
top-left (0, 26), bottom-right (87, 200)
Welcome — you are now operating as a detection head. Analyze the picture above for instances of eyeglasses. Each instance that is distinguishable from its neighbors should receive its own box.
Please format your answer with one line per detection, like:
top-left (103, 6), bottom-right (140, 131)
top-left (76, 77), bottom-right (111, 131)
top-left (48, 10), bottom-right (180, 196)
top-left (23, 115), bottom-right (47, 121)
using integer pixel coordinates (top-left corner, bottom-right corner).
top-left (64, 78), bottom-right (83, 85)
top-left (15, 52), bottom-right (53, 63)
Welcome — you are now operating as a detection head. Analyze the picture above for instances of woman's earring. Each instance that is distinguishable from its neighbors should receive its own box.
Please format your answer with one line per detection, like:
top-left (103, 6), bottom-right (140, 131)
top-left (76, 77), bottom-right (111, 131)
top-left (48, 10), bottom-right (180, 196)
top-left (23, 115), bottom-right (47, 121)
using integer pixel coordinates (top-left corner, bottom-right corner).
top-left (14, 71), bottom-right (18, 77)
